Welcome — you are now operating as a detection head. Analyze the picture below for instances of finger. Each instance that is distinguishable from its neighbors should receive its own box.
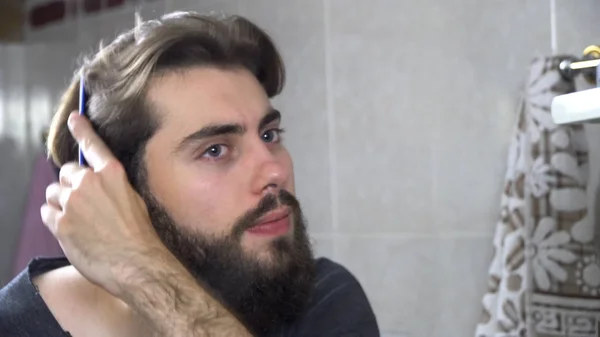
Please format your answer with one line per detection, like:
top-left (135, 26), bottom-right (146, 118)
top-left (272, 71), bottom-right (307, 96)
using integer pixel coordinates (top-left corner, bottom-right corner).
top-left (68, 112), bottom-right (116, 171)
top-left (59, 187), bottom-right (74, 211)
top-left (41, 203), bottom-right (62, 235)
top-left (46, 183), bottom-right (62, 209)
top-left (46, 183), bottom-right (74, 211)
top-left (59, 162), bottom-right (86, 187)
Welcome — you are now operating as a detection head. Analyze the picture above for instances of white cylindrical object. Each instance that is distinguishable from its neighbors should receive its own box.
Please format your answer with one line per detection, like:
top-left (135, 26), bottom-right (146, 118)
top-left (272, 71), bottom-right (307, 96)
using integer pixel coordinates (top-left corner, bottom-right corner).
top-left (551, 87), bottom-right (600, 124)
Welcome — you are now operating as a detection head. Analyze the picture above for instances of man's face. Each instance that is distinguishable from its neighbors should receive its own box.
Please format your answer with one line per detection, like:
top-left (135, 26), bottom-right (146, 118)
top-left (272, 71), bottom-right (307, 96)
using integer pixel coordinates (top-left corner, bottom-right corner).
top-left (145, 67), bottom-right (297, 259)
top-left (141, 67), bottom-right (314, 333)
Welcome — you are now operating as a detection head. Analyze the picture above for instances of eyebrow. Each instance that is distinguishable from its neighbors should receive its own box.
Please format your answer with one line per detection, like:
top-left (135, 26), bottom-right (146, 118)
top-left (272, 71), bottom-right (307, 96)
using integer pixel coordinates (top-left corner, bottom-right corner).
top-left (174, 108), bottom-right (282, 154)
top-left (259, 109), bottom-right (281, 130)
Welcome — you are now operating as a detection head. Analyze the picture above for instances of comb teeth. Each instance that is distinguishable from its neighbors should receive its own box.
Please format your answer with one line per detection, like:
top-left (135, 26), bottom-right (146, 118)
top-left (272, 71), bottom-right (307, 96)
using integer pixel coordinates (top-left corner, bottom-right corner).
top-left (79, 71), bottom-right (88, 167)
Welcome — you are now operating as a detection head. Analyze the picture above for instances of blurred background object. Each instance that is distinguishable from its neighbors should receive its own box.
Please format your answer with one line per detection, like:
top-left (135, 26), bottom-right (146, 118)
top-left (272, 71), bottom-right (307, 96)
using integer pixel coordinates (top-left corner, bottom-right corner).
top-left (0, 0), bottom-right (25, 41)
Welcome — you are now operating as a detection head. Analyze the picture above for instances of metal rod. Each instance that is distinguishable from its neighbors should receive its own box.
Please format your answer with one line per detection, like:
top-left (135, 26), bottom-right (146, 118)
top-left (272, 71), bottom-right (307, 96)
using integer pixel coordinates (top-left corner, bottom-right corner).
top-left (569, 59), bottom-right (600, 71)
top-left (558, 45), bottom-right (600, 84)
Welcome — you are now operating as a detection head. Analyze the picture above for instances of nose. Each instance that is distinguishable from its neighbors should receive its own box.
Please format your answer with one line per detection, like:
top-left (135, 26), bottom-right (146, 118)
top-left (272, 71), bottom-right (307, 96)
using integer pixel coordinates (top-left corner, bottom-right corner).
top-left (249, 144), bottom-right (289, 196)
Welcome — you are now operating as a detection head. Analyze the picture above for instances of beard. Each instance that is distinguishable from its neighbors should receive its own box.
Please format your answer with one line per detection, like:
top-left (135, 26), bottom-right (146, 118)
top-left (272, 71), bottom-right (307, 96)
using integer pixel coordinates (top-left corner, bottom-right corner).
top-left (138, 187), bottom-right (316, 335)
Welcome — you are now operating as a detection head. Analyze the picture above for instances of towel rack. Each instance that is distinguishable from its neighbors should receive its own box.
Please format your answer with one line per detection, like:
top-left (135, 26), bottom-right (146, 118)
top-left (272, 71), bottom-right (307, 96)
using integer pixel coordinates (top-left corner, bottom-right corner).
top-left (558, 45), bottom-right (600, 84)
top-left (552, 45), bottom-right (600, 125)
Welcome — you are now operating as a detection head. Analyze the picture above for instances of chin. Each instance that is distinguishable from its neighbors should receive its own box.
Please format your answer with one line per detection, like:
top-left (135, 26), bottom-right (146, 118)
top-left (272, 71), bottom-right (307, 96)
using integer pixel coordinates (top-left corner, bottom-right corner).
top-left (244, 236), bottom-right (295, 266)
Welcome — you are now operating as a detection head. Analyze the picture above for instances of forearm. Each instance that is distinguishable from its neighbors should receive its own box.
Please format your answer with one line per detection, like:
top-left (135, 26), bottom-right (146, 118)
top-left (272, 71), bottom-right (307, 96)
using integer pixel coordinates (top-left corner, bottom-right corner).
top-left (118, 248), bottom-right (252, 337)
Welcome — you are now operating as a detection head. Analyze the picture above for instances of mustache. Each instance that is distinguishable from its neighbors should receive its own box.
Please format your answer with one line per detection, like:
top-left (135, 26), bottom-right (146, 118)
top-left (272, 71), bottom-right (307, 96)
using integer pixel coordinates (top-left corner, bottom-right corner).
top-left (231, 189), bottom-right (300, 239)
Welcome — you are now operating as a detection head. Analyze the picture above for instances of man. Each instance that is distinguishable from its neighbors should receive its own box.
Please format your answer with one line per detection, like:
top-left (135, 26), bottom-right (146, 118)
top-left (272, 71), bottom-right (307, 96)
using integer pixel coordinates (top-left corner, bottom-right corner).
top-left (0, 11), bottom-right (379, 337)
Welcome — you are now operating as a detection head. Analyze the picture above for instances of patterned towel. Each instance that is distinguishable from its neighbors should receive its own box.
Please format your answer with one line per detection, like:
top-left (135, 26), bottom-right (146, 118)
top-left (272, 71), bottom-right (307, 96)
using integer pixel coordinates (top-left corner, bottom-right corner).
top-left (475, 56), bottom-right (600, 337)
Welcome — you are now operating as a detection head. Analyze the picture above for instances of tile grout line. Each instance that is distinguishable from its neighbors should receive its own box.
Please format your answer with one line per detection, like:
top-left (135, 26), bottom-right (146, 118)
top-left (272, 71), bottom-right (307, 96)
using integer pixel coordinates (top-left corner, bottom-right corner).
top-left (323, 0), bottom-right (340, 260)
top-left (0, 47), bottom-right (4, 136)
top-left (311, 232), bottom-right (493, 240)
top-left (550, 0), bottom-right (558, 54)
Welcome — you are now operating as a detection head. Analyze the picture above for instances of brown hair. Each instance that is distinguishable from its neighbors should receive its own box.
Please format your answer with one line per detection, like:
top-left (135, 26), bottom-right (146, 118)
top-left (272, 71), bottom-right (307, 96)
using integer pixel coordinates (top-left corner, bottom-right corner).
top-left (47, 11), bottom-right (285, 189)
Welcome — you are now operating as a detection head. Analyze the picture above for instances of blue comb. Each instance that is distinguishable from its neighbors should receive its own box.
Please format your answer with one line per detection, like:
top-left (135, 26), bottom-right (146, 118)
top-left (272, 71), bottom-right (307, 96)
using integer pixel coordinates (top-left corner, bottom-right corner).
top-left (78, 72), bottom-right (88, 167)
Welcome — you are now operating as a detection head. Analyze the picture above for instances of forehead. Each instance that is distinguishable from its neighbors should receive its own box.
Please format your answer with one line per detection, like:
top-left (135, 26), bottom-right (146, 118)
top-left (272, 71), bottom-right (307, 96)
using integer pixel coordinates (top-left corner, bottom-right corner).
top-left (146, 67), bottom-right (270, 130)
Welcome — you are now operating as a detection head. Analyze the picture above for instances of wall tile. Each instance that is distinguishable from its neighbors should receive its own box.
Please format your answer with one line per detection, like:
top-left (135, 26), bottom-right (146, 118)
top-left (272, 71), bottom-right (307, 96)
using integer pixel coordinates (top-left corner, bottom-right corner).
top-left (25, 21), bottom-right (78, 43)
top-left (336, 235), bottom-right (493, 337)
top-left (430, 0), bottom-right (552, 236)
top-left (310, 234), bottom-right (335, 259)
top-left (77, 2), bottom-right (168, 52)
top-left (77, 8), bottom-right (135, 51)
top-left (169, 0), bottom-right (239, 15)
top-left (555, 0), bottom-right (600, 55)
top-left (26, 44), bottom-right (79, 142)
top-left (330, 0), bottom-right (551, 234)
top-left (0, 46), bottom-right (29, 286)
top-left (238, 0), bottom-right (332, 234)
top-left (138, 1), bottom-right (169, 20)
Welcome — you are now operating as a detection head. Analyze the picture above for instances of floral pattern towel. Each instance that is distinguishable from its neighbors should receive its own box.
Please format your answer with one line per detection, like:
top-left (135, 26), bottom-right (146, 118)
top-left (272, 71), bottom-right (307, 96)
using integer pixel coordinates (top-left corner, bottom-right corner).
top-left (475, 56), bottom-right (600, 337)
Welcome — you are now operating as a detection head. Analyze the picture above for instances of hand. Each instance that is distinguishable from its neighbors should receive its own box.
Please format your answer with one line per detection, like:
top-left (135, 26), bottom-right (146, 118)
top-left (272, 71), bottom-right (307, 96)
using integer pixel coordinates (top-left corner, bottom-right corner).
top-left (41, 112), bottom-right (164, 297)
top-left (42, 112), bottom-right (253, 336)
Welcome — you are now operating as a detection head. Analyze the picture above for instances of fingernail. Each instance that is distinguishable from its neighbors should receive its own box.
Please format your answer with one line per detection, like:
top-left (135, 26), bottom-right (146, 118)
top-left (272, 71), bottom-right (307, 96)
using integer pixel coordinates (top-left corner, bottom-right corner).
top-left (67, 112), bottom-right (78, 131)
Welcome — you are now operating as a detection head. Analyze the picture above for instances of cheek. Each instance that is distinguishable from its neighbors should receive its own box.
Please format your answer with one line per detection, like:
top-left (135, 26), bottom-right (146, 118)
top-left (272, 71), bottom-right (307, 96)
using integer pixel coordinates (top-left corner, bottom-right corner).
top-left (148, 162), bottom-right (239, 236)
top-left (176, 176), bottom-right (240, 235)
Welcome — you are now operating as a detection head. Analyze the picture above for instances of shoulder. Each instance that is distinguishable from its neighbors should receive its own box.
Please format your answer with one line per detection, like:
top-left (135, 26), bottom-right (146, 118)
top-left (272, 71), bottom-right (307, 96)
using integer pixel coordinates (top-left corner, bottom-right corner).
top-left (312, 257), bottom-right (370, 301)
top-left (314, 257), bottom-right (359, 286)
top-left (34, 263), bottom-right (99, 316)
top-left (292, 258), bottom-right (380, 336)
top-left (32, 263), bottom-right (103, 334)
top-left (0, 257), bottom-right (136, 337)
top-left (34, 264), bottom-right (138, 336)
top-left (0, 268), bottom-right (36, 325)
top-left (0, 259), bottom-right (73, 336)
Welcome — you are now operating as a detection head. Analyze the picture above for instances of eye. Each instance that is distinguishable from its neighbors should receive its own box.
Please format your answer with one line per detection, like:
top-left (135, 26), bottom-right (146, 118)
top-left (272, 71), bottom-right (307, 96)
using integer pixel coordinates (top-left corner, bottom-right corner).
top-left (262, 128), bottom-right (285, 143)
top-left (200, 144), bottom-right (229, 159)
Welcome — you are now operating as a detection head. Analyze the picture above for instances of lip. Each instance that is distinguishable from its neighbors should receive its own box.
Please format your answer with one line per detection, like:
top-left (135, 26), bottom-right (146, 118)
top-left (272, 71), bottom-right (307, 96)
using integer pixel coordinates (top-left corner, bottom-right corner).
top-left (246, 207), bottom-right (292, 236)
top-left (254, 207), bottom-right (292, 226)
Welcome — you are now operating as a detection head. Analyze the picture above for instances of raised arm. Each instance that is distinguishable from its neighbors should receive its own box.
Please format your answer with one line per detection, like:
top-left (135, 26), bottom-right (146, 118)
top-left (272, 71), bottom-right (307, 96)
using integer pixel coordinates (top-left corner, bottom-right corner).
top-left (41, 112), bottom-right (252, 336)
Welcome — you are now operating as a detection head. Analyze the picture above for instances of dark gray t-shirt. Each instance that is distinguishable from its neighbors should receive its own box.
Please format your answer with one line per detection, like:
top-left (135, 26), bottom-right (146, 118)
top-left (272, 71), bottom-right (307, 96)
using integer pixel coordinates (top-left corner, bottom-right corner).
top-left (0, 257), bottom-right (379, 337)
